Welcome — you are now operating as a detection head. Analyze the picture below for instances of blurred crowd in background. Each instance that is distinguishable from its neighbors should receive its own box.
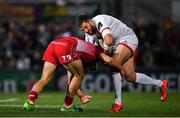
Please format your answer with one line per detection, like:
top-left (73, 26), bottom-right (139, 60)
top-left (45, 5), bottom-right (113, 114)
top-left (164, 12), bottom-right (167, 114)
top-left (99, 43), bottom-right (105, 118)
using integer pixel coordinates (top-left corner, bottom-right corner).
top-left (133, 17), bottom-right (180, 68)
top-left (0, 19), bottom-right (74, 70)
top-left (0, 16), bottom-right (179, 70)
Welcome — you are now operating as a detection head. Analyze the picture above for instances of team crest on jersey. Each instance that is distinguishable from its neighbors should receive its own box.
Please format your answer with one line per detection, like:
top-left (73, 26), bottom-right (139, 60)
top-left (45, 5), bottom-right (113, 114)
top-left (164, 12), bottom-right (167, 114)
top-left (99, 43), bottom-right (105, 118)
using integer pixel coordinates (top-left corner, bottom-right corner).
top-left (98, 22), bottom-right (103, 30)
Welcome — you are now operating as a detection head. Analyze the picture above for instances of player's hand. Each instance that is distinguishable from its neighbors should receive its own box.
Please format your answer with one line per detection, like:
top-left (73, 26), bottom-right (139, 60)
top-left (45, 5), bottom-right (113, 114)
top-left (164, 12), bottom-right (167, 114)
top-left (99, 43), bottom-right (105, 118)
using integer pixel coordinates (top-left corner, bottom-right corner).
top-left (80, 95), bottom-right (92, 104)
top-left (93, 38), bottom-right (104, 49)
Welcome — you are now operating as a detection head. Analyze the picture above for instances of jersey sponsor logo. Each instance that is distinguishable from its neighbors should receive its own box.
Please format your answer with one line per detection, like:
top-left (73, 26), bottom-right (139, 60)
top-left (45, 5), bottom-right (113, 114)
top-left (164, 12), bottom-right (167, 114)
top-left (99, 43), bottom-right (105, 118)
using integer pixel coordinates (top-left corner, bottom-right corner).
top-left (62, 55), bottom-right (72, 61)
top-left (98, 22), bottom-right (103, 30)
top-left (121, 40), bottom-right (127, 44)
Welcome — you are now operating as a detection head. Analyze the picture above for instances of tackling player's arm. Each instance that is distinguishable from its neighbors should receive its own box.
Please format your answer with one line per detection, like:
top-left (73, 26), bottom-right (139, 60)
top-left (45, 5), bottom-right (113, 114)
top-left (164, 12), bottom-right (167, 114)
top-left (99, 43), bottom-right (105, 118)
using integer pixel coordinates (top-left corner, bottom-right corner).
top-left (95, 47), bottom-right (122, 70)
top-left (92, 15), bottom-right (113, 52)
top-left (102, 30), bottom-right (113, 46)
top-left (99, 52), bottom-right (122, 70)
top-left (103, 33), bottom-right (113, 52)
top-left (98, 22), bottom-right (113, 52)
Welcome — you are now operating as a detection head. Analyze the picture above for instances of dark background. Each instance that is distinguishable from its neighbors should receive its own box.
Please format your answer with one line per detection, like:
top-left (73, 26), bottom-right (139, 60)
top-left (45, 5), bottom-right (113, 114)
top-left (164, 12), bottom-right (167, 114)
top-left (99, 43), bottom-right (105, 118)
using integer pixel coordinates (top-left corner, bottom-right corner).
top-left (0, 0), bottom-right (179, 93)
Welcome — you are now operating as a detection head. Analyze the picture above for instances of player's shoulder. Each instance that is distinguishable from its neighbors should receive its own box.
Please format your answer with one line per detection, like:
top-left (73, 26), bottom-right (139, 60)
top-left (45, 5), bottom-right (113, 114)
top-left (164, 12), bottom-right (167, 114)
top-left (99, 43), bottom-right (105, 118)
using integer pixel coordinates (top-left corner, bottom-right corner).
top-left (92, 14), bottom-right (109, 20)
top-left (92, 14), bottom-right (113, 26)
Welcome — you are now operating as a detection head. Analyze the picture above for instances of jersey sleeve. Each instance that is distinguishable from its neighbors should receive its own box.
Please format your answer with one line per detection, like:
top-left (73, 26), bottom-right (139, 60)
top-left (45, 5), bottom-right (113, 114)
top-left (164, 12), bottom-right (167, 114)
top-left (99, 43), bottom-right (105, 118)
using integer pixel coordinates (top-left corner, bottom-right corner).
top-left (92, 15), bottom-right (112, 38)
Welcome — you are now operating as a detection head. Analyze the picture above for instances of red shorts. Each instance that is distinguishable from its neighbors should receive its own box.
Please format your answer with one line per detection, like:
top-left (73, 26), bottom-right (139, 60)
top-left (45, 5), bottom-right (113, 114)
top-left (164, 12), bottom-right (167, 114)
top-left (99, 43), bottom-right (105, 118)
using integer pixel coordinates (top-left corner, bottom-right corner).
top-left (42, 38), bottom-right (80, 65)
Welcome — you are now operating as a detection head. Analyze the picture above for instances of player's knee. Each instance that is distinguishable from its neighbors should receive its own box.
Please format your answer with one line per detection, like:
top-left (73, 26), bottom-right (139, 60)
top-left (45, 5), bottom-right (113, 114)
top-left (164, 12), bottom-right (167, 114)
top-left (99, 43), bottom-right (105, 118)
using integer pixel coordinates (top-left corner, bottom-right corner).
top-left (124, 73), bottom-right (136, 82)
top-left (77, 73), bottom-right (84, 80)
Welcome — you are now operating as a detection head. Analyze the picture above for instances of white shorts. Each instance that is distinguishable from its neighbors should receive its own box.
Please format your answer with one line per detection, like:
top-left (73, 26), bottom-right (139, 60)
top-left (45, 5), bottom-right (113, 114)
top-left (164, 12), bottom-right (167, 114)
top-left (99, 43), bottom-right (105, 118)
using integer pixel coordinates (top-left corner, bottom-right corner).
top-left (112, 34), bottom-right (139, 54)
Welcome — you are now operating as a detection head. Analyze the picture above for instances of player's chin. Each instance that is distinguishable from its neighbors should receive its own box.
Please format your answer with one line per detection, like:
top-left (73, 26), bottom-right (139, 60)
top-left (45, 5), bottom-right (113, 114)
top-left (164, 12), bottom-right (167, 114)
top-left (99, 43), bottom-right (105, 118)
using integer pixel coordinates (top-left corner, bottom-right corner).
top-left (87, 32), bottom-right (94, 36)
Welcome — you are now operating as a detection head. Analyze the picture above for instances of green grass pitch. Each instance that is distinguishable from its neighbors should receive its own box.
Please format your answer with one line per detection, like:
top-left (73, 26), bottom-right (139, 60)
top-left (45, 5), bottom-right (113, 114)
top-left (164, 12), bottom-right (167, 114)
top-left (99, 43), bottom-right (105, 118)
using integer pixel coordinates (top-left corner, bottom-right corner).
top-left (0, 92), bottom-right (180, 117)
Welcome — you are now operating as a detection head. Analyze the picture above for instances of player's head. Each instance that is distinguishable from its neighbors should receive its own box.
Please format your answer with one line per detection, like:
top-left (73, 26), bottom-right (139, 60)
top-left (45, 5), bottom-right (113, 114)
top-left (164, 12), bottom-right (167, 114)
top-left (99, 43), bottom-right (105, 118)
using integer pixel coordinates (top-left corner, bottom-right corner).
top-left (76, 14), bottom-right (96, 35)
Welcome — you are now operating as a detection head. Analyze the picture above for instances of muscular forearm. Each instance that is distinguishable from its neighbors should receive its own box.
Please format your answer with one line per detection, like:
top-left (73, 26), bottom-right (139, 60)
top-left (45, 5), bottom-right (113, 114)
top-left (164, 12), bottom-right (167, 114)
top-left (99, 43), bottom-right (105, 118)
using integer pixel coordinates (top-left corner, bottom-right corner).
top-left (104, 34), bottom-right (113, 46)
top-left (103, 34), bottom-right (113, 52)
top-left (108, 58), bottom-right (122, 70)
top-left (99, 53), bottom-right (122, 70)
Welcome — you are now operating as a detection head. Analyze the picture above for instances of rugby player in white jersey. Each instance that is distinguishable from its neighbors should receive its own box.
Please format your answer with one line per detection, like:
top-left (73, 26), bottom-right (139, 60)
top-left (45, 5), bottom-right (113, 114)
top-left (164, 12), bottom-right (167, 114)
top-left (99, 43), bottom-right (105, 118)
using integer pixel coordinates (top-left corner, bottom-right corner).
top-left (76, 14), bottom-right (168, 112)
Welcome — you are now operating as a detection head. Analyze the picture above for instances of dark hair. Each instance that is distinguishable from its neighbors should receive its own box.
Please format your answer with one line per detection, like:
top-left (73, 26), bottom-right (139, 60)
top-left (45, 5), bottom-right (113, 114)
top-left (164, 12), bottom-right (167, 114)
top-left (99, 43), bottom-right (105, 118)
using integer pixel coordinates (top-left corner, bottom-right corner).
top-left (76, 14), bottom-right (90, 27)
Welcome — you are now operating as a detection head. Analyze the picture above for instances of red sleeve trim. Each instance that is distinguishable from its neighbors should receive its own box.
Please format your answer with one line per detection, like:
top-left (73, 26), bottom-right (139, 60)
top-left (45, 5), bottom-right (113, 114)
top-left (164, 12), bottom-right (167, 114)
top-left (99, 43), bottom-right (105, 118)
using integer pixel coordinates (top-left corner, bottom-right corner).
top-left (100, 27), bottom-right (110, 34)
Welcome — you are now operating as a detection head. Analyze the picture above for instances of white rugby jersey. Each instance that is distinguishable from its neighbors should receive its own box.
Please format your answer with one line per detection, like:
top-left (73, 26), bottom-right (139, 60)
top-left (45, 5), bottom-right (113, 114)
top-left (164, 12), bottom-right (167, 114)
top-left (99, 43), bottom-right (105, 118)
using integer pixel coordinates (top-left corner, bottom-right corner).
top-left (85, 14), bottom-right (135, 46)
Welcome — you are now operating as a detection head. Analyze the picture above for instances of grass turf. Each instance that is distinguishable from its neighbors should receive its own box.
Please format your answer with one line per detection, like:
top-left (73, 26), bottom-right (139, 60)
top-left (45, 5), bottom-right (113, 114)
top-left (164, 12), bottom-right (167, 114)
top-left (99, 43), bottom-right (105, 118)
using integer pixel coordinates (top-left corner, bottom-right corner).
top-left (0, 92), bottom-right (179, 117)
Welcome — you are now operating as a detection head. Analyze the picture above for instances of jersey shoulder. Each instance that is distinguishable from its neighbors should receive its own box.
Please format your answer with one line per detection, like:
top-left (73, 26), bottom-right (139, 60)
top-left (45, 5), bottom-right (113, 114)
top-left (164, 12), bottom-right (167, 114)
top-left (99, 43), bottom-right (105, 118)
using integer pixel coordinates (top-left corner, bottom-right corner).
top-left (92, 15), bottom-right (110, 32)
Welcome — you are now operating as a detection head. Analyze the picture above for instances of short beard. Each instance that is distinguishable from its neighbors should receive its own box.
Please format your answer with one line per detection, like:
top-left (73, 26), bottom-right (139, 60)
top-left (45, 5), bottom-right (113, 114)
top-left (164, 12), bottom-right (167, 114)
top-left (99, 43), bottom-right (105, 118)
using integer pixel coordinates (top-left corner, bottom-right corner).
top-left (91, 27), bottom-right (97, 34)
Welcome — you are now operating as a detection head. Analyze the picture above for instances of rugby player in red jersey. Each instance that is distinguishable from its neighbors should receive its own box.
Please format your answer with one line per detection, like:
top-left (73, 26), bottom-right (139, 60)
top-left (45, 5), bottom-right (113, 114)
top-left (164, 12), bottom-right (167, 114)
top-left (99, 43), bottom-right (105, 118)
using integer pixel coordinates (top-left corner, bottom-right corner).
top-left (23, 36), bottom-right (121, 112)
